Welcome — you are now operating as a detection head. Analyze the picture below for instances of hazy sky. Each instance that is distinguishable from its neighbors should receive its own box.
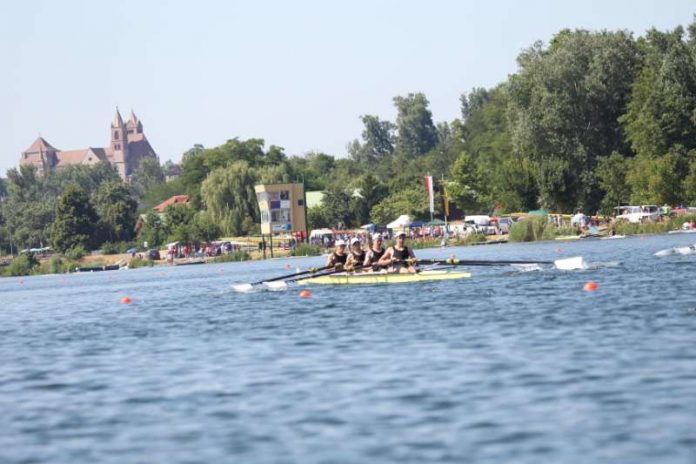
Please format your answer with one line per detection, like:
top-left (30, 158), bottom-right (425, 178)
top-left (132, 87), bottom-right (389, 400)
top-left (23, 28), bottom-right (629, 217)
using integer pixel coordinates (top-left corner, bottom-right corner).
top-left (1, 1), bottom-right (694, 175)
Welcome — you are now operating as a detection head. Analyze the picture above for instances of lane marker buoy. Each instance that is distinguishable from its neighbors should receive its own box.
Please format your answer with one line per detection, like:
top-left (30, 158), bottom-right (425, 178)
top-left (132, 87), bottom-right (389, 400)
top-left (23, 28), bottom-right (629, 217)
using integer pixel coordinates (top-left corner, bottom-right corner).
top-left (583, 281), bottom-right (598, 292)
top-left (121, 296), bottom-right (132, 304)
top-left (299, 290), bottom-right (311, 298)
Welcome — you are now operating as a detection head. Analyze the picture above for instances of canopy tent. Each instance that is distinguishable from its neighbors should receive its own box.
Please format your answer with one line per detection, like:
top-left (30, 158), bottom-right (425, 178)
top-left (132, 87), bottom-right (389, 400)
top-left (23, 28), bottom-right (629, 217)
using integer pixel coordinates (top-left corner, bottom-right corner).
top-left (425, 219), bottom-right (447, 227)
top-left (386, 215), bottom-right (412, 229)
top-left (360, 223), bottom-right (376, 231)
top-left (528, 209), bottom-right (549, 216)
top-left (310, 228), bottom-right (334, 238)
top-left (410, 220), bottom-right (426, 228)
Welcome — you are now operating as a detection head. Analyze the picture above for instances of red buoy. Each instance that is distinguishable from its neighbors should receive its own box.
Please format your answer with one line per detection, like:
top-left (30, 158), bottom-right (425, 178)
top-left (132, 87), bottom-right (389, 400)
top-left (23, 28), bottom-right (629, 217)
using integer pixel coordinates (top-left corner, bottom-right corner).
top-left (583, 281), bottom-right (598, 292)
top-left (121, 296), bottom-right (132, 304)
top-left (299, 290), bottom-right (312, 298)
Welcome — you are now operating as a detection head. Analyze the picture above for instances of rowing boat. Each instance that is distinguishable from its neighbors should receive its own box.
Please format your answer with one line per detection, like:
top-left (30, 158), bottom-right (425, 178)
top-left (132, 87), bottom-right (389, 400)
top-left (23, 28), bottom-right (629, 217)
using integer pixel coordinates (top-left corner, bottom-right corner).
top-left (297, 270), bottom-right (472, 285)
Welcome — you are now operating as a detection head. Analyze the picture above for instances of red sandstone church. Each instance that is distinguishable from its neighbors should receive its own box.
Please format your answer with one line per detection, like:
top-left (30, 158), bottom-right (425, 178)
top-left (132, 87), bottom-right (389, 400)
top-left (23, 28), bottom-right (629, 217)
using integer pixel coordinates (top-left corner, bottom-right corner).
top-left (20, 108), bottom-right (158, 182)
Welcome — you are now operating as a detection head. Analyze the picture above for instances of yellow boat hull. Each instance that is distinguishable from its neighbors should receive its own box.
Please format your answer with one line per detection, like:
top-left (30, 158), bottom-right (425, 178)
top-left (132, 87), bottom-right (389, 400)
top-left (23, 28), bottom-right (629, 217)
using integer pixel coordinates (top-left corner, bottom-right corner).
top-left (297, 270), bottom-right (472, 285)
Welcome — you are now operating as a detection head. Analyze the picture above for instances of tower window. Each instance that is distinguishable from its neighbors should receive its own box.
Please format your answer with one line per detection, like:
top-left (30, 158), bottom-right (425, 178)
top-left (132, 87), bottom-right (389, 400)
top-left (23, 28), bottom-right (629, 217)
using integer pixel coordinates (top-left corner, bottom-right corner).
top-left (114, 131), bottom-right (119, 139)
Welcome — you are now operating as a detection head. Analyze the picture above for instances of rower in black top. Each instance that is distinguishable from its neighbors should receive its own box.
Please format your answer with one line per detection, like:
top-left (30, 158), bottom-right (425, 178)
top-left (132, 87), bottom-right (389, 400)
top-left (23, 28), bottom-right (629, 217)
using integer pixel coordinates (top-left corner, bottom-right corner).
top-left (326, 239), bottom-right (348, 268)
top-left (345, 237), bottom-right (366, 271)
top-left (364, 232), bottom-right (386, 271)
top-left (378, 231), bottom-right (417, 273)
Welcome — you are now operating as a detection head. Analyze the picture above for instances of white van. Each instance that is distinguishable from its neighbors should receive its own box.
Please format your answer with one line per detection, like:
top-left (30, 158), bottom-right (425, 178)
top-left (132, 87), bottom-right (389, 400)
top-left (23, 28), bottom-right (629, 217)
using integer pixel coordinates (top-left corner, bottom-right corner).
top-left (614, 205), bottom-right (660, 223)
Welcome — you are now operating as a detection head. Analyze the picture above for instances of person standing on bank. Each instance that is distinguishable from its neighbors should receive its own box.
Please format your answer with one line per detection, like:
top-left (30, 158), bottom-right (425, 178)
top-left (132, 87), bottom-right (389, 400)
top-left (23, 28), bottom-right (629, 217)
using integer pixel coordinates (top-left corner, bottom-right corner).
top-left (378, 231), bottom-right (417, 273)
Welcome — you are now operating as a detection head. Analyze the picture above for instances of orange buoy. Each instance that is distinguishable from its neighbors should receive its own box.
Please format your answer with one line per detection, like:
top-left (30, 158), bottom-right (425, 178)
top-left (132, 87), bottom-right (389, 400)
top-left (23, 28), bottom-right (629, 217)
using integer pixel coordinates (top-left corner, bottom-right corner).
top-left (583, 281), bottom-right (598, 292)
top-left (121, 296), bottom-right (132, 304)
top-left (299, 290), bottom-right (312, 298)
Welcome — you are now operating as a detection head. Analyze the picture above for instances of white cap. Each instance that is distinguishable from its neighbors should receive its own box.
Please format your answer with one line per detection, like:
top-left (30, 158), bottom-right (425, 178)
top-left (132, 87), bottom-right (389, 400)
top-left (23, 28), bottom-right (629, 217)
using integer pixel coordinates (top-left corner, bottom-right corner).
top-left (396, 231), bottom-right (407, 237)
top-left (350, 237), bottom-right (361, 245)
top-left (335, 239), bottom-right (346, 246)
top-left (372, 233), bottom-right (383, 240)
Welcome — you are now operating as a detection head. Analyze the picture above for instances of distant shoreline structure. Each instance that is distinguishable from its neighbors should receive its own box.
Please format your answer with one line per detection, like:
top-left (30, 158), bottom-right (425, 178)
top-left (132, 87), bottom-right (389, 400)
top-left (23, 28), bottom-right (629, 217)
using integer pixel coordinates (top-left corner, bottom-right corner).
top-left (19, 108), bottom-right (158, 182)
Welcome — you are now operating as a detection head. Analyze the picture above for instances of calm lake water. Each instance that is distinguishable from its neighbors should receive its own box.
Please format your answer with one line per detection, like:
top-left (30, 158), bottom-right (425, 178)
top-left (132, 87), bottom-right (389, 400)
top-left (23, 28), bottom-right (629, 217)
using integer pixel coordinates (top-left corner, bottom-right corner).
top-left (2, 234), bottom-right (696, 463)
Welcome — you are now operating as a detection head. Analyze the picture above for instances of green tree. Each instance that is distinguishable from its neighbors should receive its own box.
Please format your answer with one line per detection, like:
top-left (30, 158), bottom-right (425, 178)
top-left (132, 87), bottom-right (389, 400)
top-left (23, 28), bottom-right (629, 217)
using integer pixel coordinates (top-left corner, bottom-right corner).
top-left (50, 185), bottom-right (99, 253)
top-left (350, 173), bottom-right (387, 226)
top-left (393, 93), bottom-right (438, 158)
top-left (139, 212), bottom-right (168, 248)
top-left (508, 29), bottom-right (640, 211)
top-left (596, 152), bottom-right (632, 213)
top-left (620, 27), bottom-right (696, 157)
top-left (131, 157), bottom-right (165, 197)
top-left (200, 162), bottom-right (259, 236)
top-left (93, 180), bottom-right (138, 243)
top-left (370, 185), bottom-right (434, 225)
top-left (348, 115), bottom-right (395, 165)
top-left (192, 212), bottom-right (222, 242)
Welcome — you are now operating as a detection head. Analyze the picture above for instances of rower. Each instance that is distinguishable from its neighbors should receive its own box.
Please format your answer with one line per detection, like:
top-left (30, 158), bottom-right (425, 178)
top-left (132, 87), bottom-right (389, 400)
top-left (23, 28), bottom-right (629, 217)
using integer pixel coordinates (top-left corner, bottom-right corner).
top-left (363, 233), bottom-right (386, 271)
top-left (378, 231), bottom-right (417, 273)
top-left (345, 237), bottom-right (366, 271)
top-left (326, 239), bottom-right (348, 269)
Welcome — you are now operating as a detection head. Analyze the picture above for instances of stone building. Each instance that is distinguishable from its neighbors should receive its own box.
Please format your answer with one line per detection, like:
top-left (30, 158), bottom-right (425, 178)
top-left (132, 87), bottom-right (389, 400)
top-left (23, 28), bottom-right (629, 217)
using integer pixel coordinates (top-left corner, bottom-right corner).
top-left (20, 108), bottom-right (158, 181)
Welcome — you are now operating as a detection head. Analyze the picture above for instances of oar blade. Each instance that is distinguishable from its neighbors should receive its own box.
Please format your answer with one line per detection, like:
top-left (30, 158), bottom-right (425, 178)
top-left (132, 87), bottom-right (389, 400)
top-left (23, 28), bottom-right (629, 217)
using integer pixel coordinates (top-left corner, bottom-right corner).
top-left (264, 281), bottom-right (290, 291)
top-left (554, 256), bottom-right (587, 270)
top-left (232, 283), bottom-right (255, 293)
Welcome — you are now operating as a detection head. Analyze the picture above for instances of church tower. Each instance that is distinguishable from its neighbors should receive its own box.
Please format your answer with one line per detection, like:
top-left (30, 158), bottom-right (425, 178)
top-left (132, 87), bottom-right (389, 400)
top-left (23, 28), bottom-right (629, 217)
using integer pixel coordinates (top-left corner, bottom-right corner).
top-left (110, 108), bottom-right (129, 180)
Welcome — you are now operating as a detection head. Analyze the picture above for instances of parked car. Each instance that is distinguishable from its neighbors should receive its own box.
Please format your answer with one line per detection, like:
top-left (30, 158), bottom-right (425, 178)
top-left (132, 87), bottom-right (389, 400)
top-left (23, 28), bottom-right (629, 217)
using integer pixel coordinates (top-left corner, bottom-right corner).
top-left (147, 249), bottom-right (161, 260)
top-left (497, 217), bottom-right (514, 234)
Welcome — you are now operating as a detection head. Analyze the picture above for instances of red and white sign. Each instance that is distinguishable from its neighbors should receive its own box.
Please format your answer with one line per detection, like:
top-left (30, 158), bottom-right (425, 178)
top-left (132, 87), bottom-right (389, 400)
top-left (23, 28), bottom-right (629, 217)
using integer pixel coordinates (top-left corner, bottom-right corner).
top-left (424, 175), bottom-right (434, 214)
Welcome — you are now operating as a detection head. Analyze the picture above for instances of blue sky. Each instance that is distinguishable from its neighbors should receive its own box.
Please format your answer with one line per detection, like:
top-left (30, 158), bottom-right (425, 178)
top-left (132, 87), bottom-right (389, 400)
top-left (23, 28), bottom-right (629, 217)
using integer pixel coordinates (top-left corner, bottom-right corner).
top-left (1, 1), bottom-right (694, 174)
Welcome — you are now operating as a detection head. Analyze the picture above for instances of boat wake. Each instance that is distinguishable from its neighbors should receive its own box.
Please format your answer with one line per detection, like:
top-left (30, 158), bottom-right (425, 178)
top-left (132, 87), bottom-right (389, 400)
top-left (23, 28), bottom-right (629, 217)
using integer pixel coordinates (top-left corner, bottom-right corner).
top-left (655, 244), bottom-right (696, 257)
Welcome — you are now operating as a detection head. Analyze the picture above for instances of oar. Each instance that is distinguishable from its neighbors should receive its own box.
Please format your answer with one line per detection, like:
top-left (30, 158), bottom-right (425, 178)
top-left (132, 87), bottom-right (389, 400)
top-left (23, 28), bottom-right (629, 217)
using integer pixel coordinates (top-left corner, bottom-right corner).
top-left (232, 265), bottom-right (333, 292)
top-left (264, 263), bottom-right (367, 290)
top-left (405, 256), bottom-right (587, 270)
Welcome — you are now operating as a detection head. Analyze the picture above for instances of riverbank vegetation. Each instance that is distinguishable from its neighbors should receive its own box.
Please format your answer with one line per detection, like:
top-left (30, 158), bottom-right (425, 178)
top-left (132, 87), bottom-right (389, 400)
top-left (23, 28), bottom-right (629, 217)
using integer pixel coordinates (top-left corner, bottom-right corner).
top-left (2, 15), bottom-right (696, 258)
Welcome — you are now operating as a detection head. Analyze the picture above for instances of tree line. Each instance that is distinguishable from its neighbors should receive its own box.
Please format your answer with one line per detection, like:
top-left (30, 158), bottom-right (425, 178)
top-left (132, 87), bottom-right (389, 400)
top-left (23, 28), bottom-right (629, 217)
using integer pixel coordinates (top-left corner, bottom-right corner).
top-left (2, 15), bottom-right (696, 254)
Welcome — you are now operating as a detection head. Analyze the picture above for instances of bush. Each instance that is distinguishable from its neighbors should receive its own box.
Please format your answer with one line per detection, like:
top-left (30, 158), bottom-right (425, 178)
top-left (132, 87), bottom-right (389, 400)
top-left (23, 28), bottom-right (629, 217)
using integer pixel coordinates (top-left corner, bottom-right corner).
top-left (101, 242), bottom-right (119, 255)
top-left (128, 257), bottom-right (154, 269)
top-left (35, 255), bottom-right (80, 274)
top-left (289, 243), bottom-right (324, 256)
top-left (213, 251), bottom-right (251, 263)
top-left (101, 241), bottom-right (138, 255)
top-left (3, 255), bottom-right (37, 276)
top-left (509, 217), bottom-right (549, 242)
top-left (66, 246), bottom-right (87, 260)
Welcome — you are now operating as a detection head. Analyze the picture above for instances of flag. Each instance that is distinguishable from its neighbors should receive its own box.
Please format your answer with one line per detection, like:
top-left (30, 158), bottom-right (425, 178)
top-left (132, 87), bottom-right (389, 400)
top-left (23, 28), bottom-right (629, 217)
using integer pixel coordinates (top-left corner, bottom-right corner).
top-left (424, 175), bottom-right (434, 214)
top-left (443, 182), bottom-right (450, 217)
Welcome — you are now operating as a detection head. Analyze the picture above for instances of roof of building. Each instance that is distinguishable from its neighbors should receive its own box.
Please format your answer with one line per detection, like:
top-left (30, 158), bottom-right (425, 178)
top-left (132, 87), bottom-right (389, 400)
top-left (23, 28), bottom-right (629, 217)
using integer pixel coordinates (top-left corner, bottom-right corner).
top-left (112, 108), bottom-right (124, 127)
top-left (24, 136), bottom-right (58, 154)
top-left (55, 149), bottom-right (89, 167)
top-left (153, 195), bottom-right (190, 213)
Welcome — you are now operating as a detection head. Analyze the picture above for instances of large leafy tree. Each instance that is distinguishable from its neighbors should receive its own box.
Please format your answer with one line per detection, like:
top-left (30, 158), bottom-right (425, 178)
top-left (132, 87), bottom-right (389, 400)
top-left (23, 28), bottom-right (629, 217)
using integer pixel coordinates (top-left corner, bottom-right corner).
top-left (596, 152), bottom-right (632, 213)
top-left (50, 185), bottom-right (99, 252)
top-left (393, 93), bottom-right (438, 159)
top-left (93, 180), bottom-right (138, 243)
top-left (370, 185), bottom-right (435, 225)
top-left (508, 29), bottom-right (641, 211)
top-left (200, 161), bottom-right (259, 236)
top-left (348, 115), bottom-right (395, 165)
top-left (131, 157), bottom-right (165, 197)
top-left (620, 26), bottom-right (696, 158)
